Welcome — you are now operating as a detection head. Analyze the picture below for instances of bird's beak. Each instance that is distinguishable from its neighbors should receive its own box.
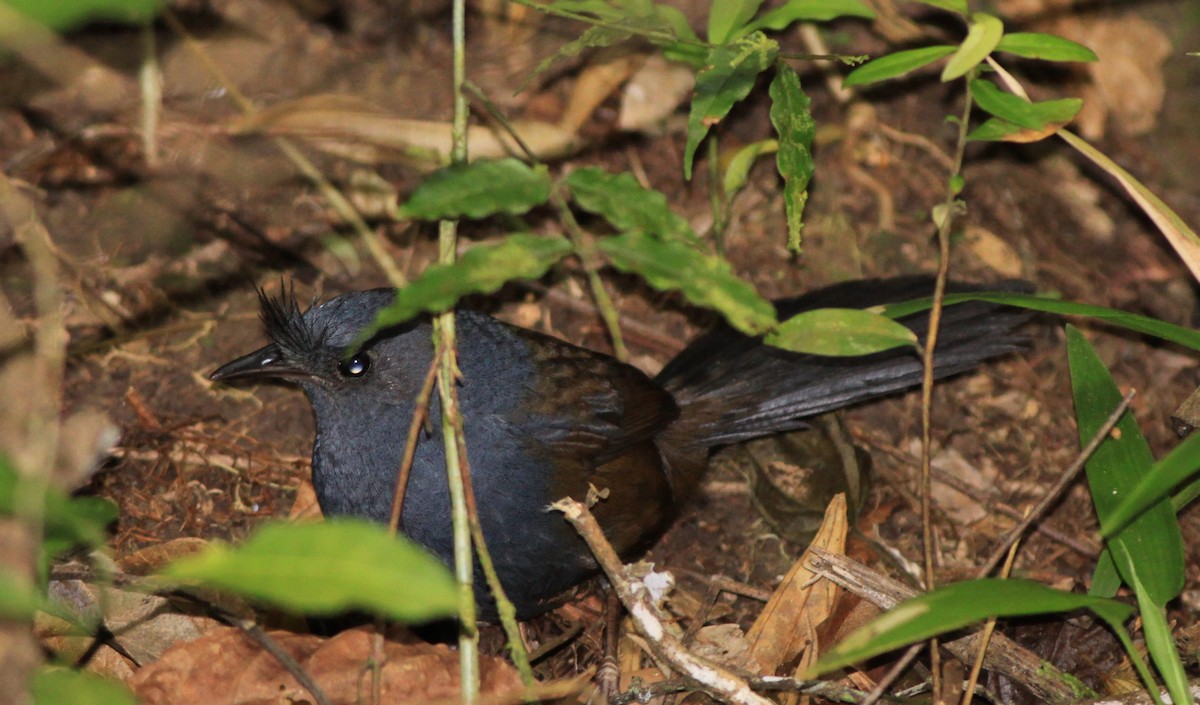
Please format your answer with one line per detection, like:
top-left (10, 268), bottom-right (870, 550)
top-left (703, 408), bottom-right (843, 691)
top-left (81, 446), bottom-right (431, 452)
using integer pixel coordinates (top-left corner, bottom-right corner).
top-left (210, 343), bottom-right (309, 382)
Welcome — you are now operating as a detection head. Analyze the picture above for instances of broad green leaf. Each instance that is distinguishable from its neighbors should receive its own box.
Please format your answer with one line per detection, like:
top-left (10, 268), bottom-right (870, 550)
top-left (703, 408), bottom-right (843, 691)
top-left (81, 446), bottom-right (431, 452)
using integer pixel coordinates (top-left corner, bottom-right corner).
top-left (684, 33), bottom-right (779, 179)
top-left (396, 158), bottom-right (551, 220)
top-left (32, 667), bottom-right (138, 705)
top-left (1123, 555), bottom-right (1190, 705)
top-left (970, 79), bottom-right (1048, 130)
top-left (765, 308), bottom-right (916, 355)
top-left (598, 230), bottom-right (776, 335)
top-left (708, 0), bottom-right (764, 44)
top-left (566, 168), bottom-right (698, 244)
top-left (742, 0), bottom-right (875, 35)
top-left (723, 139), bottom-right (777, 198)
top-left (0, 457), bottom-right (117, 555)
top-left (912, 0), bottom-right (967, 15)
top-left (996, 32), bottom-right (1097, 62)
top-left (164, 520), bottom-right (458, 622)
top-left (942, 13), bottom-right (1004, 81)
top-left (2, 0), bottom-right (161, 30)
top-left (1067, 326), bottom-right (1185, 606)
top-left (881, 292), bottom-right (1200, 352)
top-left (843, 45), bottom-right (955, 86)
top-left (1103, 408), bottom-right (1200, 536)
top-left (969, 97), bottom-right (1082, 142)
top-left (769, 66), bottom-right (815, 252)
top-left (354, 234), bottom-right (572, 344)
top-left (813, 579), bottom-right (1134, 674)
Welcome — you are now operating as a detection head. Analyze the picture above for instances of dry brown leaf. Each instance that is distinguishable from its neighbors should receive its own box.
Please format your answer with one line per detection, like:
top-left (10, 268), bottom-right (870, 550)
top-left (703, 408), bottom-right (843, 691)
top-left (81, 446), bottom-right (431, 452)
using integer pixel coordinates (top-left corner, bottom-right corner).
top-left (560, 53), bottom-right (638, 135)
top-left (120, 537), bottom-right (212, 575)
top-left (746, 493), bottom-right (847, 674)
top-left (129, 626), bottom-right (524, 705)
top-left (288, 479), bottom-right (323, 521)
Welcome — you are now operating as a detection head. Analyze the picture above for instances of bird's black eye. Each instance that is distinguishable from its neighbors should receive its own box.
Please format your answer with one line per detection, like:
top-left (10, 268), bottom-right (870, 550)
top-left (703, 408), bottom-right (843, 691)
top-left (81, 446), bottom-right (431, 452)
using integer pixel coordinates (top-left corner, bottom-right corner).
top-left (338, 353), bottom-right (371, 378)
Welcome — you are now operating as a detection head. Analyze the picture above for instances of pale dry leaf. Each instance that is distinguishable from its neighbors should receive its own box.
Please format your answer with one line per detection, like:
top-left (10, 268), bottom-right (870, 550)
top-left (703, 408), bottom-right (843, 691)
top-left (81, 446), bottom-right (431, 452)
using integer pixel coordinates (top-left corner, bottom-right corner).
top-left (746, 493), bottom-right (847, 673)
top-left (618, 55), bottom-right (695, 133)
top-left (963, 225), bottom-right (1024, 278)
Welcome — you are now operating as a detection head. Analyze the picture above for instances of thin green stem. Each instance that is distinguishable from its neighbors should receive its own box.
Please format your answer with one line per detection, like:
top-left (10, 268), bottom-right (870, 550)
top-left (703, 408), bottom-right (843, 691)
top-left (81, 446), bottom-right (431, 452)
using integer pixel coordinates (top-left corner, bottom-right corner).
top-left (919, 71), bottom-right (977, 705)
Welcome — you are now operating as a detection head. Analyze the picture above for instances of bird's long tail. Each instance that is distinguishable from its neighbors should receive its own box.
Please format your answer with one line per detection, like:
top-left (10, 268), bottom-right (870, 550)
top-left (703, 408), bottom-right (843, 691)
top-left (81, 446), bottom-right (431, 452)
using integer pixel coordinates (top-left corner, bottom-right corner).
top-left (656, 276), bottom-right (1031, 456)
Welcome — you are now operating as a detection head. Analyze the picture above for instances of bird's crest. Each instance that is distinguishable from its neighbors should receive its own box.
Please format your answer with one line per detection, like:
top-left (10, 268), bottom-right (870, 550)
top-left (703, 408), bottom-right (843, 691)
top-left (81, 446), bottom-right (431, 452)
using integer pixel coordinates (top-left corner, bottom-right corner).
top-left (258, 284), bottom-right (323, 355)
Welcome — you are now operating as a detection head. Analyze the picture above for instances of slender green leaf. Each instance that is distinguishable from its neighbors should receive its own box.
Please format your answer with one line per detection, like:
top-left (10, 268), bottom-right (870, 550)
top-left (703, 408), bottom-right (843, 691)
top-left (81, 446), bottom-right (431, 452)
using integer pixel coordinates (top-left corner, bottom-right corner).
top-left (1123, 555), bottom-right (1190, 705)
top-left (708, 0), bottom-right (764, 44)
top-left (743, 0), bottom-right (875, 35)
top-left (996, 32), bottom-right (1097, 62)
top-left (1104, 410), bottom-right (1200, 536)
top-left (813, 579), bottom-right (1134, 674)
top-left (912, 0), bottom-right (967, 15)
top-left (526, 24), bottom-right (633, 85)
top-left (164, 520), bottom-right (458, 622)
top-left (598, 230), bottom-right (776, 335)
top-left (881, 292), bottom-right (1200, 351)
top-left (942, 13), bottom-right (1004, 81)
top-left (2, 0), bottom-right (162, 30)
top-left (32, 667), bottom-right (139, 705)
top-left (765, 308), bottom-right (916, 355)
top-left (566, 168), bottom-right (698, 244)
top-left (1067, 326), bottom-right (1185, 606)
top-left (396, 158), bottom-right (552, 220)
top-left (684, 33), bottom-right (779, 179)
top-left (723, 139), bottom-right (777, 199)
top-left (354, 234), bottom-right (572, 344)
top-left (843, 45), bottom-right (955, 86)
top-left (769, 66), bottom-right (815, 252)
top-left (1089, 548), bottom-right (1121, 598)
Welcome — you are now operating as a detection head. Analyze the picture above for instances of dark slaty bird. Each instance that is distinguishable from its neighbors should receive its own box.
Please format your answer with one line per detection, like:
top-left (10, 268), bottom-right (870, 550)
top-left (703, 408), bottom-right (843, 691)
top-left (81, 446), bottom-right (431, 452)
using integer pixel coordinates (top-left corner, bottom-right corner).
top-left (211, 276), bottom-right (1029, 620)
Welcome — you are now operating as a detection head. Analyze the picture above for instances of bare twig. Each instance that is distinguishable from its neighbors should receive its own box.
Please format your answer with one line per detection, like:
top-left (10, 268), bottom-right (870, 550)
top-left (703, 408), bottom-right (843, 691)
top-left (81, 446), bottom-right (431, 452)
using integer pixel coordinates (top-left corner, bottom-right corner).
top-left (387, 352), bottom-right (442, 533)
top-left (554, 498), bottom-right (774, 705)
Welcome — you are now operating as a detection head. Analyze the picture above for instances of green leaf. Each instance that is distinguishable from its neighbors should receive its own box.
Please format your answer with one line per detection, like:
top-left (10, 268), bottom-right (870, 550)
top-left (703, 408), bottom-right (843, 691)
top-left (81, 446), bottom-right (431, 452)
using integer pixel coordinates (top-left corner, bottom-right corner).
top-left (526, 24), bottom-right (634, 85)
top-left (164, 520), bottom-right (458, 622)
top-left (1067, 326), bottom-right (1185, 606)
top-left (769, 66), bottom-right (815, 252)
top-left (1089, 548), bottom-right (1121, 597)
top-left (942, 13), bottom-right (1004, 81)
top-left (881, 292), bottom-right (1200, 352)
top-left (1104, 430), bottom-right (1200, 537)
top-left (765, 308), bottom-right (916, 355)
top-left (813, 579), bottom-right (1134, 674)
top-left (968, 93), bottom-right (1082, 142)
top-left (995, 32), bottom-right (1097, 62)
top-left (722, 139), bottom-right (777, 199)
top-left (354, 234), bottom-right (572, 343)
top-left (598, 230), bottom-right (776, 335)
top-left (742, 0), bottom-right (875, 35)
top-left (0, 456), bottom-right (117, 557)
top-left (843, 45), bottom-right (955, 86)
top-left (3, 0), bottom-right (162, 30)
top-left (396, 158), bottom-right (552, 220)
top-left (32, 667), bottom-right (139, 705)
top-left (1124, 557), bottom-right (1191, 705)
top-left (707, 0), bottom-right (765, 44)
top-left (0, 568), bottom-right (42, 619)
top-left (969, 79), bottom-right (1049, 129)
top-left (911, 0), bottom-right (967, 15)
top-left (684, 33), bottom-right (779, 179)
top-left (566, 168), bottom-right (698, 244)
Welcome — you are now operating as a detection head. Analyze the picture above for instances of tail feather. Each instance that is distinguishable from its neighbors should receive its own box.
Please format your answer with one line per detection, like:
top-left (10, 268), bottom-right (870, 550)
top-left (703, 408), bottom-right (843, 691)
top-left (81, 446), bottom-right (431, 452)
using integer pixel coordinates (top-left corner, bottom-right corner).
top-left (656, 276), bottom-right (1032, 449)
